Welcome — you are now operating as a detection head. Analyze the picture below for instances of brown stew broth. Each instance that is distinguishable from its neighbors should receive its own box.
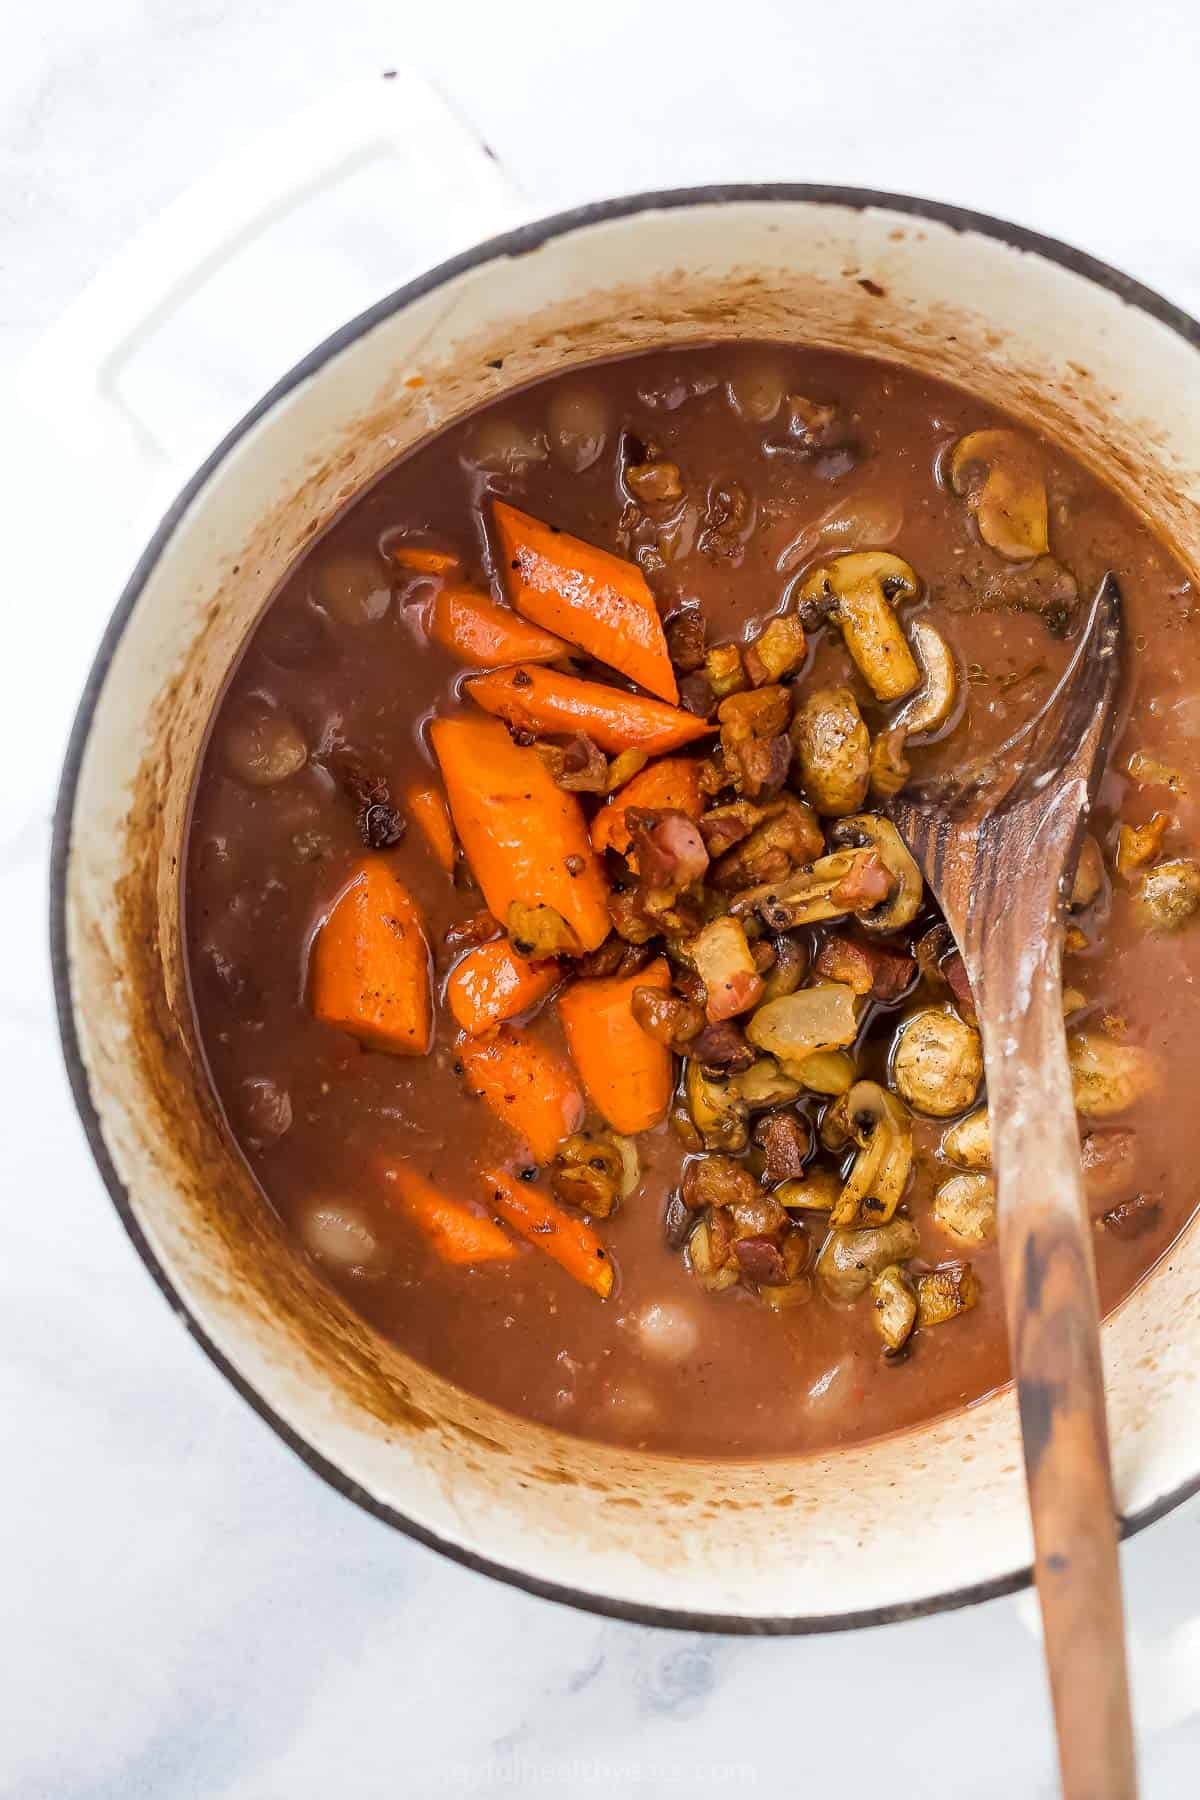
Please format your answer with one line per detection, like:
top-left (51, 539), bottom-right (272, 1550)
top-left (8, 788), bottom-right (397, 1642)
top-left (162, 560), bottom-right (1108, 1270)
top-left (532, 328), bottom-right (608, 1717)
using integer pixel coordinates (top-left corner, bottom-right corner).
top-left (185, 346), bottom-right (1199, 1458)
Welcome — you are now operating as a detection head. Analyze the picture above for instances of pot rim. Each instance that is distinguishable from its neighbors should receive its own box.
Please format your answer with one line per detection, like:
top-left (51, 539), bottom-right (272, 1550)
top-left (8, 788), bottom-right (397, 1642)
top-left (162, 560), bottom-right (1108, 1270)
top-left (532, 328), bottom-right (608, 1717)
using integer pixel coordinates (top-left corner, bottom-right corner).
top-left (49, 180), bottom-right (1200, 1636)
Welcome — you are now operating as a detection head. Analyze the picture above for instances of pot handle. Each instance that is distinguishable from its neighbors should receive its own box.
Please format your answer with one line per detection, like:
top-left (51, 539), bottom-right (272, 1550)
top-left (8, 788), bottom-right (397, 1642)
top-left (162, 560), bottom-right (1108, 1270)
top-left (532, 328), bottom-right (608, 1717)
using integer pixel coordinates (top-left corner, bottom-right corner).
top-left (16, 73), bottom-right (529, 507)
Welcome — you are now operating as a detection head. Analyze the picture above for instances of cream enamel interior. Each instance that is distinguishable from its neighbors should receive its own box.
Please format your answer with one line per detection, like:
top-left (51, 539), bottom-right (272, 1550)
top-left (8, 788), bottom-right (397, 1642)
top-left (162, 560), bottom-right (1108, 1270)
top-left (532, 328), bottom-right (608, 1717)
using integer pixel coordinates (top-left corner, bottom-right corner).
top-left (63, 197), bottom-right (1200, 1626)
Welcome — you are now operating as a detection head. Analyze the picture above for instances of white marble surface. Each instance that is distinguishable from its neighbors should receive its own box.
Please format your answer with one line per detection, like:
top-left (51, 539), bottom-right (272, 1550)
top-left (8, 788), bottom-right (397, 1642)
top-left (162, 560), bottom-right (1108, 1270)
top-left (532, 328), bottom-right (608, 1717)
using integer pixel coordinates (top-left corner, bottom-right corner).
top-left (5, 1), bottom-right (1200, 1794)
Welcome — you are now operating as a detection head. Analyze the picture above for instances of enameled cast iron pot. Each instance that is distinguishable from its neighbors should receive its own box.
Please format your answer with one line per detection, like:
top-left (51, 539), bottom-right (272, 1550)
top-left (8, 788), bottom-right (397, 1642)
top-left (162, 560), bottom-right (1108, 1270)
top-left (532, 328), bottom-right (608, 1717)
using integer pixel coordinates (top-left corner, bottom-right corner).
top-left (48, 80), bottom-right (1200, 1633)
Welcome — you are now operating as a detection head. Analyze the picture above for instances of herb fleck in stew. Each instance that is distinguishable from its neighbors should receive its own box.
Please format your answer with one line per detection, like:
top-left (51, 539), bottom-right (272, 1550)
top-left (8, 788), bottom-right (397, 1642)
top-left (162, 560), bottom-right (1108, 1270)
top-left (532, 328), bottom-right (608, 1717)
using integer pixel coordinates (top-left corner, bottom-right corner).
top-left (185, 347), bottom-right (1199, 1457)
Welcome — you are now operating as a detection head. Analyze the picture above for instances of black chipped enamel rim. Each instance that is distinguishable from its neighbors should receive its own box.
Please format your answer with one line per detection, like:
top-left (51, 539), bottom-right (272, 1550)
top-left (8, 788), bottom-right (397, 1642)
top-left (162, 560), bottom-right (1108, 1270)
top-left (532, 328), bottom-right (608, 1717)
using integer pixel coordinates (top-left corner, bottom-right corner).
top-left (49, 182), bottom-right (1200, 1636)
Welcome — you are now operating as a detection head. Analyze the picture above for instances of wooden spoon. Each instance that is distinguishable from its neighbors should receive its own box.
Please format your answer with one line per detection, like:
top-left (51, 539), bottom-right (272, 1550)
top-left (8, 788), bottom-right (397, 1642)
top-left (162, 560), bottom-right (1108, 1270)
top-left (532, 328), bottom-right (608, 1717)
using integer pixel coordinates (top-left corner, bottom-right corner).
top-left (890, 575), bottom-right (1136, 1800)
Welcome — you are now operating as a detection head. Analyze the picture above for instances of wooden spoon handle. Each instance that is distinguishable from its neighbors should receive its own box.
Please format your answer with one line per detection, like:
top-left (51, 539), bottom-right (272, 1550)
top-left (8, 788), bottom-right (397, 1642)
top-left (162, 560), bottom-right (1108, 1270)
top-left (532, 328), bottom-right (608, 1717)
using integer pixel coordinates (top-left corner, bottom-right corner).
top-left (976, 940), bottom-right (1137, 1799)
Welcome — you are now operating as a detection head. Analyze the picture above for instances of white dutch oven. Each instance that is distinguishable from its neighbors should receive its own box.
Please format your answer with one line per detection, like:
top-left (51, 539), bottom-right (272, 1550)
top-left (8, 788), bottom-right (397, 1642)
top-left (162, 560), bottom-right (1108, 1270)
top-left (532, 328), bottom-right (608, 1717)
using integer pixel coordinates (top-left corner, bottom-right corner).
top-left (47, 78), bottom-right (1200, 1632)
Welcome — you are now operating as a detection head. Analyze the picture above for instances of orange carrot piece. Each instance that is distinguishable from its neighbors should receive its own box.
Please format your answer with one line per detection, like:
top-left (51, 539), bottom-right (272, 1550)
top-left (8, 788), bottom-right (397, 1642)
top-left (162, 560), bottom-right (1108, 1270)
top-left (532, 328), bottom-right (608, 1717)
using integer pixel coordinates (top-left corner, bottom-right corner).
top-left (558, 956), bottom-right (675, 1136)
top-left (406, 783), bottom-right (458, 875)
top-left (380, 1163), bottom-right (516, 1264)
top-left (458, 1027), bottom-right (585, 1163)
top-left (447, 940), bottom-right (559, 1036)
top-left (429, 583), bottom-right (569, 668)
top-left (493, 501), bottom-right (678, 702)
top-left (464, 665), bottom-right (713, 756)
top-left (391, 543), bottom-right (463, 577)
top-left (431, 715), bottom-right (610, 951)
top-left (482, 1166), bottom-right (614, 1297)
top-left (591, 756), bottom-right (705, 857)
top-left (311, 858), bottom-right (432, 1054)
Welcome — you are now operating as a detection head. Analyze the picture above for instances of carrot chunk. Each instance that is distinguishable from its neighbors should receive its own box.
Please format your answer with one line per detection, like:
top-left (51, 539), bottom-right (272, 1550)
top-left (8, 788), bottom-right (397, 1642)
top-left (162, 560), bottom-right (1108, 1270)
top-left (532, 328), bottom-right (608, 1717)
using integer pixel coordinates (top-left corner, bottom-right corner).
top-left (431, 715), bottom-right (610, 951)
top-left (406, 784), bottom-right (458, 875)
top-left (380, 1163), bottom-right (516, 1264)
top-left (464, 665), bottom-right (712, 756)
top-left (457, 1027), bottom-right (584, 1163)
top-left (311, 858), bottom-right (432, 1054)
top-left (558, 956), bottom-right (675, 1135)
top-left (482, 1166), bottom-right (614, 1297)
top-left (429, 583), bottom-right (569, 667)
top-left (591, 756), bottom-right (705, 857)
top-left (391, 543), bottom-right (462, 577)
top-left (493, 500), bottom-right (678, 701)
top-left (447, 940), bottom-right (560, 1036)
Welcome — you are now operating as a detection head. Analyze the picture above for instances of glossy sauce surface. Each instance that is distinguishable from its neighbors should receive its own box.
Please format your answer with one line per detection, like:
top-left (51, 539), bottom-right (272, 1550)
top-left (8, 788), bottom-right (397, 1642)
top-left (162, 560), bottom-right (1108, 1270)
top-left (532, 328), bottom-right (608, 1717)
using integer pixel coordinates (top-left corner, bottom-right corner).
top-left (185, 346), bottom-right (1200, 1458)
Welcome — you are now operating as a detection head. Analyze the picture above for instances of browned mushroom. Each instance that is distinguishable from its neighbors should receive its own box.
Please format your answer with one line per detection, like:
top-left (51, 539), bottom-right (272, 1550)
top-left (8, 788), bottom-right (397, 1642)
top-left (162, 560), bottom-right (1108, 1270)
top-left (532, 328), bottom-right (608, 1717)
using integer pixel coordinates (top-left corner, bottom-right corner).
top-left (948, 429), bottom-right (1049, 561)
top-left (797, 552), bottom-right (921, 700)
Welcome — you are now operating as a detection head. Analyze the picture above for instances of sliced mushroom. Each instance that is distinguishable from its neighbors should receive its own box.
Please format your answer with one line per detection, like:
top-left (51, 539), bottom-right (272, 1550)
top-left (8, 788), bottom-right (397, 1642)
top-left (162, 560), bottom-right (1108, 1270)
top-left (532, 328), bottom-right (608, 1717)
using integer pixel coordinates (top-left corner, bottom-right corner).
top-left (819, 1090), bottom-right (854, 1153)
top-left (829, 1080), bottom-right (913, 1227)
top-left (759, 1274), bottom-right (814, 1312)
top-left (746, 981), bottom-right (859, 1064)
top-left (915, 1263), bottom-right (979, 1327)
top-left (892, 620), bottom-right (959, 739)
top-left (941, 1106), bottom-right (991, 1171)
top-left (790, 686), bottom-right (871, 816)
top-left (731, 845), bottom-right (894, 931)
top-left (684, 1058), bottom-right (750, 1152)
top-left (776, 1168), bottom-right (842, 1213)
top-left (932, 1172), bottom-right (996, 1245)
top-left (818, 1216), bottom-right (921, 1302)
top-left (869, 727), bottom-right (911, 800)
top-left (948, 430), bottom-right (1049, 561)
top-left (826, 815), bottom-right (923, 931)
top-left (758, 933), bottom-right (809, 1002)
top-left (790, 1049), bottom-right (857, 1095)
top-left (871, 1263), bottom-right (917, 1353)
top-left (1133, 858), bottom-right (1200, 933)
top-left (734, 1057), bottom-right (803, 1110)
top-left (797, 551), bottom-right (921, 700)
top-left (891, 1006), bottom-right (983, 1117)
top-left (1069, 1032), bottom-right (1161, 1117)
